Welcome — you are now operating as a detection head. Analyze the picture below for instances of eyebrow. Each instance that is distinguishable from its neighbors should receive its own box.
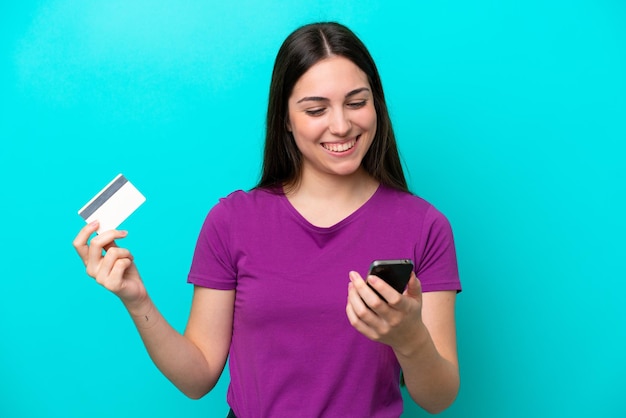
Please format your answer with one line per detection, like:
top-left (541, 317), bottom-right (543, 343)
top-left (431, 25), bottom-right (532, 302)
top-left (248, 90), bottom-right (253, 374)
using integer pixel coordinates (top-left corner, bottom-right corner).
top-left (296, 87), bottom-right (371, 104)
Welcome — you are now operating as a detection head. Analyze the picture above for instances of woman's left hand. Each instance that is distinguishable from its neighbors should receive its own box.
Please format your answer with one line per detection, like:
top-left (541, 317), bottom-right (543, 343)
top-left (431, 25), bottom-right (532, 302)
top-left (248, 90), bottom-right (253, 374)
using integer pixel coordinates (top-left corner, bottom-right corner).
top-left (346, 270), bottom-right (426, 352)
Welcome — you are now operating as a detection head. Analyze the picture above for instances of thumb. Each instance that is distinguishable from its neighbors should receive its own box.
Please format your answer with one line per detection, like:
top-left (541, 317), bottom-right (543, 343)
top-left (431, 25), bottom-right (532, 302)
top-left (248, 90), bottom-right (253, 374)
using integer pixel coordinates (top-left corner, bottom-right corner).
top-left (405, 273), bottom-right (422, 301)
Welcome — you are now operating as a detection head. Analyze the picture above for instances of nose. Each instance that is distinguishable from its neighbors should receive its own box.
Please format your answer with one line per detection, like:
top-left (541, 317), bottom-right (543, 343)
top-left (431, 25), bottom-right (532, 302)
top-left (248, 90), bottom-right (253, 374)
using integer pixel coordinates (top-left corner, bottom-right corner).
top-left (328, 108), bottom-right (351, 137)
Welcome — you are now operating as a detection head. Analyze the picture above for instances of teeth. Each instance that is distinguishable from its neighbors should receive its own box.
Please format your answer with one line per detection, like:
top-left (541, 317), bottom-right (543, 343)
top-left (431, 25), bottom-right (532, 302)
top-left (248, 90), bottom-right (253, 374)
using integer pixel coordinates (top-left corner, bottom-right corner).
top-left (323, 139), bottom-right (356, 152)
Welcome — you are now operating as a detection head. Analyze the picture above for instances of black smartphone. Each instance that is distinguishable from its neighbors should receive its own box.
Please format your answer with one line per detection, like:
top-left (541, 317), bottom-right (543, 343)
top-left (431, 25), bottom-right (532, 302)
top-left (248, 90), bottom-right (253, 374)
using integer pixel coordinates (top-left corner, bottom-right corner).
top-left (367, 259), bottom-right (414, 300)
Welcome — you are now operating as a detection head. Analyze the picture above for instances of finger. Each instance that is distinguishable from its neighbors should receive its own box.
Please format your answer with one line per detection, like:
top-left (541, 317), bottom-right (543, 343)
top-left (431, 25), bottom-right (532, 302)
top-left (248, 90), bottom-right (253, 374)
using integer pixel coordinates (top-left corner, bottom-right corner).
top-left (347, 279), bottom-right (383, 326)
top-left (73, 221), bottom-right (99, 264)
top-left (349, 271), bottom-right (379, 303)
top-left (365, 274), bottom-right (402, 308)
top-left (99, 247), bottom-right (133, 278)
top-left (103, 241), bottom-right (119, 252)
top-left (346, 298), bottom-right (377, 339)
top-left (404, 273), bottom-right (422, 301)
top-left (106, 257), bottom-right (134, 292)
top-left (349, 271), bottom-right (381, 309)
top-left (89, 229), bottom-right (127, 254)
top-left (95, 247), bottom-right (133, 288)
top-left (348, 270), bottom-right (364, 282)
top-left (86, 230), bottom-right (128, 277)
top-left (110, 258), bottom-right (133, 288)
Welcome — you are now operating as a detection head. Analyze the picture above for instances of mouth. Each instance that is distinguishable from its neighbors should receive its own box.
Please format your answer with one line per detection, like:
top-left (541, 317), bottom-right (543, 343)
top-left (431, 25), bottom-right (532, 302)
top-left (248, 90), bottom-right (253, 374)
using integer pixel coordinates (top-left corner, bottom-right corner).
top-left (321, 135), bottom-right (360, 153)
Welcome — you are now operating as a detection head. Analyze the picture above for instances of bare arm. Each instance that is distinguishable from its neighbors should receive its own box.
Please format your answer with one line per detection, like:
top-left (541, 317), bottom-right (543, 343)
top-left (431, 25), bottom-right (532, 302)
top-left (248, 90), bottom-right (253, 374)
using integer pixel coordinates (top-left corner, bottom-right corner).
top-left (393, 289), bottom-right (459, 413)
top-left (73, 221), bottom-right (233, 399)
top-left (346, 272), bottom-right (459, 414)
top-left (125, 287), bottom-right (234, 399)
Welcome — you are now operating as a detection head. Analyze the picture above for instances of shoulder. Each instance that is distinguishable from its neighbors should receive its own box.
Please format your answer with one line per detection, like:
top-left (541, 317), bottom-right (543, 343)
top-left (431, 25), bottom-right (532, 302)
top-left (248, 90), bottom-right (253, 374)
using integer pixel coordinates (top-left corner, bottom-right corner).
top-left (202, 188), bottom-right (284, 234)
top-left (219, 187), bottom-right (276, 204)
top-left (374, 186), bottom-right (455, 242)
top-left (210, 187), bottom-right (280, 214)
top-left (377, 185), bottom-right (448, 221)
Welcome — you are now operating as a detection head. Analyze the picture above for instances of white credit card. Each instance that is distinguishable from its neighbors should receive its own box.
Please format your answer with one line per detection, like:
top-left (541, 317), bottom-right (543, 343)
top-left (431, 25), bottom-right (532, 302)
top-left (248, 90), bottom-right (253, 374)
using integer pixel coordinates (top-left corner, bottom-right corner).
top-left (78, 174), bottom-right (146, 234)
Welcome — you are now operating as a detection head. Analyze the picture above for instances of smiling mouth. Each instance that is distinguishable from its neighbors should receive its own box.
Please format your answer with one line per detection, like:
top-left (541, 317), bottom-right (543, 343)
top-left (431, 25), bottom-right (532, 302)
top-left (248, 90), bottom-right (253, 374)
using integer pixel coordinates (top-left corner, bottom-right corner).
top-left (321, 136), bottom-right (359, 153)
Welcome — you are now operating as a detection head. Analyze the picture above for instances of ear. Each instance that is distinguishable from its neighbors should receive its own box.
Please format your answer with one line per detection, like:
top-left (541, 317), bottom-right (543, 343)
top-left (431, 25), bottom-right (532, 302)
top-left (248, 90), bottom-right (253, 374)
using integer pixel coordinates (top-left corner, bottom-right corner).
top-left (285, 117), bottom-right (292, 132)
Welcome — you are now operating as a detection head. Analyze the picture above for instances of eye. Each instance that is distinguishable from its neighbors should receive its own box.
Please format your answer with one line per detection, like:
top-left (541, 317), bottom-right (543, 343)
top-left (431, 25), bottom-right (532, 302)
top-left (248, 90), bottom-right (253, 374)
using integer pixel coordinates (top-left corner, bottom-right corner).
top-left (347, 100), bottom-right (367, 109)
top-left (305, 108), bottom-right (326, 116)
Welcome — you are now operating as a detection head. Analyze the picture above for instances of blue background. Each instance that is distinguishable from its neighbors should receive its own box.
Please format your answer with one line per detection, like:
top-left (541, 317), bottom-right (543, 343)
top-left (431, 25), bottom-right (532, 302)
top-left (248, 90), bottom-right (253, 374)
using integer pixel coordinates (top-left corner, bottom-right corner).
top-left (1, 1), bottom-right (624, 417)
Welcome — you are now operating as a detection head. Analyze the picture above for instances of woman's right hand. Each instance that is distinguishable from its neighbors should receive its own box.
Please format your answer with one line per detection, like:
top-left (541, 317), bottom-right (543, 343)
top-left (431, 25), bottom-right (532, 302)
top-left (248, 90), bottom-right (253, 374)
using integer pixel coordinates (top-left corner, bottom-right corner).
top-left (73, 221), bottom-right (147, 308)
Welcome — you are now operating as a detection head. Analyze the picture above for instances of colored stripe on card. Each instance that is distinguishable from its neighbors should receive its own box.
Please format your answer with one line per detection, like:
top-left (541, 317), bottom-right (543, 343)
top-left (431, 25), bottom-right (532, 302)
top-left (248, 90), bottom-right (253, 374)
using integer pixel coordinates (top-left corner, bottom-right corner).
top-left (78, 175), bottom-right (128, 220)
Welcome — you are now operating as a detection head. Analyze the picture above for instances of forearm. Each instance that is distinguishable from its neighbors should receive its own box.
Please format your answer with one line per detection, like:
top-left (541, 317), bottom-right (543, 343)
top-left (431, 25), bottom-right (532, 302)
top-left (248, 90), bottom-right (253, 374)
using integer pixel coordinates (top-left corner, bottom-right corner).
top-left (73, 224), bottom-right (227, 398)
top-left (394, 324), bottom-right (460, 414)
top-left (124, 297), bottom-right (221, 399)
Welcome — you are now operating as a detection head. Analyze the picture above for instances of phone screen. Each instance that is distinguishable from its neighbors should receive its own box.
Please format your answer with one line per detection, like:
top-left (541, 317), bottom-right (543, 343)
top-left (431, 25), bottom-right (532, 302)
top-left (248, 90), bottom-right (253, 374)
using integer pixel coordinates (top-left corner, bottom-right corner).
top-left (367, 259), bottom-right (414, 296)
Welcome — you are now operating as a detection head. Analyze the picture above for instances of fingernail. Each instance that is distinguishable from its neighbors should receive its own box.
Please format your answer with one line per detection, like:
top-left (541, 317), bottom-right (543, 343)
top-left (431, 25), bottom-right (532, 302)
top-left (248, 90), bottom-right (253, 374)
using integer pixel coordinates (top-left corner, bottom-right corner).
top-left (89, 220), bottom-right (99, 227)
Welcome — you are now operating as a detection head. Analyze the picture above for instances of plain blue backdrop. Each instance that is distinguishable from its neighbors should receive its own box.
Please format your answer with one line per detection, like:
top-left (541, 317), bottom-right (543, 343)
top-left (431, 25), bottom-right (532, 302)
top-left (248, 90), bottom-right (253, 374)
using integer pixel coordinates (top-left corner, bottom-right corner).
top-left (1, 1), bottom-right (624, 417)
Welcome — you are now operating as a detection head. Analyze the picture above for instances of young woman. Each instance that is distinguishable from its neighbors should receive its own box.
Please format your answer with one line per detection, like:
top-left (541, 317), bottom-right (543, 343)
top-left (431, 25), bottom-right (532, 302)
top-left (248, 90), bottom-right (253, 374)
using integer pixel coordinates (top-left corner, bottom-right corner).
top-left (73, 22), bottom-right (461, 417)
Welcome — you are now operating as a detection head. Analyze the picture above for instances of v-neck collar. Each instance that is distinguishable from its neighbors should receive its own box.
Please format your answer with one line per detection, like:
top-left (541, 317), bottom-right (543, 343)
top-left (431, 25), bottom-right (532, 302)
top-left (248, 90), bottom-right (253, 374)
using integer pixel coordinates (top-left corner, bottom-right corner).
top-left (278, 183), bottom-right (384, 233)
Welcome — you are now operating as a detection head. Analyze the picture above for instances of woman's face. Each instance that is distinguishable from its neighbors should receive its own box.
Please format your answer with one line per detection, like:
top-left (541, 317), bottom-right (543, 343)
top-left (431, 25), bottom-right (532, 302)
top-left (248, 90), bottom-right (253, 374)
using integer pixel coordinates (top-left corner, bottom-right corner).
top-left (287, 55), bottom-right (377, 180)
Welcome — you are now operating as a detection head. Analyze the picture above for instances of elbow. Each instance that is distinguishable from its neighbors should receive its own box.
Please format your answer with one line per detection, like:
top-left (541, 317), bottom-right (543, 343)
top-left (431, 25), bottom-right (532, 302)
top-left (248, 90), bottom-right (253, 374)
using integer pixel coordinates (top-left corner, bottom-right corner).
top-left (423, 401), bottom-right (454, 415)
top-left (172, 365), bottom-right (222, 400)
top-left (421, 393), bottom-right (458, 415)
top-left (179, 381), bottom-right (217, 400)
top-left (412, 377), bottom-right (460, 415)
top-left (184, 390), bottom-right (207, 400)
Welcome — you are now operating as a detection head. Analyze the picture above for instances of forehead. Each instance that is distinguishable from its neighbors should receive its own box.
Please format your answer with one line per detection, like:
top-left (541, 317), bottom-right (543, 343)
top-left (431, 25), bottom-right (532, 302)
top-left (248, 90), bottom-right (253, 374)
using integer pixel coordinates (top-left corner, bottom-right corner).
top-left (290, 56), bottom-right (370, 99)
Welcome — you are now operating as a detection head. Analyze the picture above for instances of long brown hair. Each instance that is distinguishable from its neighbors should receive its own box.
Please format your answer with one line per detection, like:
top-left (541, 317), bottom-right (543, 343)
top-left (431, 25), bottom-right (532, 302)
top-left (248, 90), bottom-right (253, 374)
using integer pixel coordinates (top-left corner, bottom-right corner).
top-left (257, 22), bottom-right (408, 193)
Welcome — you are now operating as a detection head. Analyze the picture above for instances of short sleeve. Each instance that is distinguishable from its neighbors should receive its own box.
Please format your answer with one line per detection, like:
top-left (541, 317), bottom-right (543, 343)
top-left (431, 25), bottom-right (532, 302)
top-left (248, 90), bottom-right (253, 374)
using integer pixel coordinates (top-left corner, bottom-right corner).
top-left (187, 199), bottom-right (237, 290)
top-left (415, 206), bottom-right (461, 293)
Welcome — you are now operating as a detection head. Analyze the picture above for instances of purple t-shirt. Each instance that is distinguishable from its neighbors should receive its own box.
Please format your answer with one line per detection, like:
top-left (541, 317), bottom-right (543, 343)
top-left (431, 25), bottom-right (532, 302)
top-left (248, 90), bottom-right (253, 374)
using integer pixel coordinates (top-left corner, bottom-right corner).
top-left (188, 185), bottom-right (460, 417)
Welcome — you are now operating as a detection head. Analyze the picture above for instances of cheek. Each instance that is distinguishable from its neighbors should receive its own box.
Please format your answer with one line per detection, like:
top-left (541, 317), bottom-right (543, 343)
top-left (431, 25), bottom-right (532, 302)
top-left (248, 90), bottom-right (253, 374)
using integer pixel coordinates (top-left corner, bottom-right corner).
top-left (367, 108), bottom-right (378, 130)
top-left (352, 104), bottom-right (377, 128)
top-left (292, 116), bottom-right (325, 139)
top-left (357, 110), bottom-right (377, 138)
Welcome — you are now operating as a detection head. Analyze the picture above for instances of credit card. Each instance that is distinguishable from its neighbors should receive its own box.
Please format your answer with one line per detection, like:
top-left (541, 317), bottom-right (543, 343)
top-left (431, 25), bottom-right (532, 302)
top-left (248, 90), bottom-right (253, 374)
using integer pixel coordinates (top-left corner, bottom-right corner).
top-left (78, 174), bottom-right (146, 234)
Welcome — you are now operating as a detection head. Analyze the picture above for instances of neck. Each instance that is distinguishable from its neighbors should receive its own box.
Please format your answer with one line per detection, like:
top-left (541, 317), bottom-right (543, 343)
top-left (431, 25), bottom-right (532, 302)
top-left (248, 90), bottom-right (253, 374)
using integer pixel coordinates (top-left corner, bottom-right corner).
top-left (284, 167), bottom-right (380, 228)
top-left (286, 167), bottom-right (379, 201)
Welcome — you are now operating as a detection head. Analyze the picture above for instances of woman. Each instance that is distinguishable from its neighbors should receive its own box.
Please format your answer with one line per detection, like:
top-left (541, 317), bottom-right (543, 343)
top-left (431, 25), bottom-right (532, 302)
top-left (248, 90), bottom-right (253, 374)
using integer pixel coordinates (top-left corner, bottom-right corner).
top-left (74, 22), bottom-right (461, 417)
